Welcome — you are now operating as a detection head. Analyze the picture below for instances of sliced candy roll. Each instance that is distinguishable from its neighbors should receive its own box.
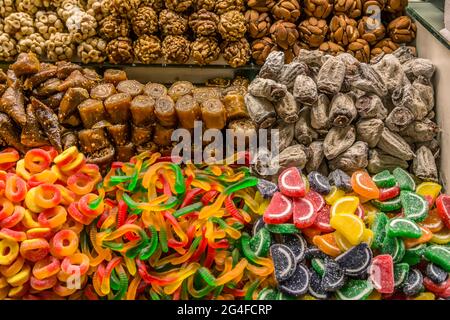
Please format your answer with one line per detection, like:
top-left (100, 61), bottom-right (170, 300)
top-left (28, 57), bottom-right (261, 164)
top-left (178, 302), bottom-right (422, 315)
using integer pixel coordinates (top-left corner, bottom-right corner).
top-left (270, 244), bottom-right (297, 282)
top-left (400, 191), bottom-right (429, 222)
top-left (403, 269), bottom-right (424, 296)
top-left (369, 254), bottom-right (394, 294)
top-left (257, 179), bottom-right (279, 199)
top-left (313, 204), bottom-right (334, 233)
top-left (308, 171), bottom-right (331, 195)
top-left (304, 190), bottom-right (325, 212)
top-left (293, 197), bottom-right (317, 229)
top-left (249, 227), bottom-right (271, 257)
top-left (394, 263), bottom-right (410, 288)
top-left (280, 233), bottom-right (307, 263)
top-left (278, 167), bottom-right (306, 198)
top-left (393, 167), bottom-right (416, 191)
top-left (328, 169), bottom-right (352, 192)
top-left (263, 192), bottom-right (293, 224)
top-left (424, 245), bottom-right (450, 272)
top-left (425, 263), bottom-right (448, 284)
top-left (279, 263), bottom-right (310, 297)
top-left (335, 243), bottom-right (373, 277)
top-left (387, 218), bottom-right (422, 239)
top-left (321, 260), bottom-right (346, 292)
top-left (372, 170), bottom-right (397, 188)
top-left (309, 269), bottom-right (330, 299)
top-left (336, 279), bottom-right (374, 300)
top-left (436, 194), bottom-right (450, 229)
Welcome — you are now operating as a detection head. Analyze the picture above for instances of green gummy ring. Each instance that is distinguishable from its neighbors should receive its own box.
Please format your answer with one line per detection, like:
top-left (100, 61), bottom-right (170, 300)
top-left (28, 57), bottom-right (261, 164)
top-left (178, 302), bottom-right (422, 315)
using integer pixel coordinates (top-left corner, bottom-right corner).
top-left (266, 224), bottom-right (299, 234)
top-left (336, 279), bottom-right (373, 300)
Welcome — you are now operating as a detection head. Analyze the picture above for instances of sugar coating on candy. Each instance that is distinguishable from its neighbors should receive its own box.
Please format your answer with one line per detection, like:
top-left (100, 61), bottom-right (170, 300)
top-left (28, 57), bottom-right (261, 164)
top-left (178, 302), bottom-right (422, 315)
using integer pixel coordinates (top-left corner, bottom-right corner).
top-left (403, 269), bottom-right (424, 296)
top-left (335, 243), bottom-right (373, 276)
top-left (328, 169), bottom-right (352, 192)
top-left (387, 218), bottom-right (422, 239)
top-left (336, 279), bottom-right (374, 300)
top-left (425, 263), bottom-right (448, 284)
top-left (309, 269), bottom-right (330, 299)
top-left (250, 227), bottom-right (271, 257)
top-left (394, 263), bottom-right (410, 288)
top-left (308, 171), bottom-right (331, 194)
top-left (280, 233), bottom-right (307, 263)
top-left (252, 216), bottom-right (266, 236)
top-left (400, 190), bottom-right (429, 222)
top-left (321, 260), bottom-right (346, 292)
top-left (278, 167), bottom-right (305, 198)
top-left (311, 258), bottom-right (326, 276)
top-left (305, 246), bottom-right (328, 260)
top-left (257, 178), bottom-right (278, 198)
top-left (382, 235), bottom-right (405, 263)
top-left (270, 244), bottom-right (296, 282)
top-left (263, 192), bottom-right (293, 224)
top-left (279, 263), bottom-right (310, 297)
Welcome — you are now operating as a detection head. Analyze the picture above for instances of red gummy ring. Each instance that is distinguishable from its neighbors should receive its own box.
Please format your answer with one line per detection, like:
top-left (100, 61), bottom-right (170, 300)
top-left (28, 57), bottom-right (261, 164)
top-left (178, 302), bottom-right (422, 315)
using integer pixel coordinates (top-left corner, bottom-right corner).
top-left (67, 202), bottom-right (93, 225)
top-left (0, 206), bottom-right (25, 229)
top-left (30, 274), bottom-right (58, 291)
top-left (0, 228), bottom-right (27, 242)
top-left (61, 253), bottom-right (90, 276)
top-left (0, 198), bottom-right (14, 220)
top-left (78, 194), bottom-right (104, 218)
top-left (34, 184), bottom-right (62, 209)
top-left (40, 146), bottom-right (58, 161)
top-left (20, 238), bottom-right (50, 262)
top-left (24, 149), bottom-right (52, 173)
top-left (51, 229), bottom-right (79, 258)
top-left (26, 227), bottom-right (52, 239)
top-left (38, 206), bottom-right (67, 229)
top-left (32, 256), bottom-right (60, 280)
top-left (5, 173), bottom-right (28, 203)
top-left (0, 148), bottom-right (20, 171)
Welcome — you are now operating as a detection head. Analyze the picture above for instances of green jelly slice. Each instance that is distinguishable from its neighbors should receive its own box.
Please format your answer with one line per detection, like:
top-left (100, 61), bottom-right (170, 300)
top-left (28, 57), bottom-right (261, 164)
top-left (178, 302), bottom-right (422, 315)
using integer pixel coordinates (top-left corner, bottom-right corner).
top-left (402, 244), bottom-right (427, 266)
top-left (371, 197), bottom-right (402, 212)
top-left (387, 218), bottom-right (422, 239)
top-left (393, 263), bottom-right (410, 288)
top-left (393, 168), bottom-right (416, 191)
top-left (382, 235), bottom-right (405, 263)
top-left (266, 223), bottom-right (299, 234)
top-left (424, 245), bottom-right (450, 272)
top-left (400, 191), bottom-right (429, 222)
top-left (257, 288), bottom-right (278, 300)
top-left (336, 279), bottom-right (373, 300)
top-left (250, 227), bottom-right (271, 257)
top-left (371, 212), bottom-right (389, 250)
top-left (311, 258), bottom-right (326, 277)
top-left (373, 170), bottom-right (397, 188)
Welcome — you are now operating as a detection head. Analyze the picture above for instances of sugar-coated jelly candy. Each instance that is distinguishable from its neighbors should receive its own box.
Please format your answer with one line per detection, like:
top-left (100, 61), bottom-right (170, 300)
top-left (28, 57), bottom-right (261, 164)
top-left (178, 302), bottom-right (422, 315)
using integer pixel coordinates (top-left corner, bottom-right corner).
top-left (425, 263), bottom-right (448, 284)
top-left (263, 192), bottom-right (293, 224)
top-left (266, 223), bottom-right (299, 234)
top-left (416, 182), bottom-right (442, 202)
top-left (257, 179), bottom-right (278, 199)
top-left (278, 167), bottom-right (306, 198)
top-left (369, 255), bottom-right (394, 294)
top-left (334, 231), bottom-right (353, 252)
top-left (305, 246), bottom-right (328, 260)
top-left (313, 205), bottom-right (334, 233)
top-left (402, 244), bottom-right (426, 266)
top-left (372, 170), bottom-right (397, 188)
top-left (371, 197), bottom-right (402, 212)
top-left (309, 269), bottom-right (330, 299)
top-left (351, 170), bottom-right (380, 200)
top-left (430, 228), bottom-right (450, 245)
top-left (393, 168), bottom-right (416, 191)
top-left (249, 227), bottom-right (271, 258)
top-left (394, 263), bottom-right (410, 288)
top-left (304, 191), bottom-right (325, 212)
top-left (329, 169), bottom-right (352, 192)
top-left (403, 269), bottom-right (424, 296)
top-left (371, 212), bottom-right (389, 250)
top-left (436, 194), bottom-right (450, 229)
top-left (280, 234), bottom-right (307, 263)
top-left (382, 235), bottom-right (405, 263)
top-left (336, 243), bottom-right (373, 277)
top-left (423, 277), bottom-right (450, 295)
top-left (420, 209), bottom-right (444, 233)
top-left (378, 186), bottom-right (400, 201)
top-left (403, 226), bottom-right (433, 248)
top-left (424, 245), bottom-right (450, 272)
top-left (387, 218), bottom-right (422, 239)
top-left (330, 196), bottom-right (359, 218)
top-left (270, 244), bottom-right (296, 282)
top-left (336, 279), bottom-right (373, 300)
top-left (312, 233), bottom-right (341, 258)
top-left (311, 258), bottom-right (326, 276)
top-left (400, 190), bottom-right (429, 222)
top-left (279, 263), bottom-right (310, 297)
top-left (321, 260), bottom-right (346, 292)
top-left (293, 198), bottom-right (317, 229)
top-left (330, 213), bottom-right (365, 246)
top-left (324, 186), bottom-right (345, 205)
top-left (257, 288), bottom-right (278, 300)
top-left (308, 171), bottom-right (331, 195)
top-left (252, 217), bottom-right (266, 236)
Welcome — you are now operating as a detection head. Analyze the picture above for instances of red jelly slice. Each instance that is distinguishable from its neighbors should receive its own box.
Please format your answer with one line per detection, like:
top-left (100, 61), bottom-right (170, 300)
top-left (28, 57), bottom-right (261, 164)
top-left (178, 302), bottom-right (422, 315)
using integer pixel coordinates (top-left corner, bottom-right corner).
top-left (304, 190), bottom-right (325, 212)
top-left (263, 192), bottom-right (293, 224)
top-left (436, 195), bottom-right (450, 228)
top-left (370, 254), bottom-right (394, 294)
top-left (278, 167), bottom-right (306, 198)
top-left (313, 204), bottom-right (334, 233)
top-left (293, 197), bottom-right (317, 229)
top-left (379, 186), bottom-right (400, 201)
top-left (423, 277), bottom-right (450, 294)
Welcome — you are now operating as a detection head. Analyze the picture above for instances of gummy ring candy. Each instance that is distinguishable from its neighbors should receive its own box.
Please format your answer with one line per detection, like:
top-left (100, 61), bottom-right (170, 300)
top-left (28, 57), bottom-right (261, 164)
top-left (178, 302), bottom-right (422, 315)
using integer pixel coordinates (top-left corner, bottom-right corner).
top-left (24, 149), bottom-right (52, 173)
top-left (0, 256), bottom-right (24, 277)
top-left (24, 188), bottom-right (45, 213)
top-left (26, 227), bottom-right (52, 239)
top-left (27, 170), bottom-right (58, 188)
top-left (55, 185), bottom-right (76, 206)
top-left (0, 197), bottom-right (14, 220)
top-left (4, 174), bottom-right (27, 203)
top-left (32, 256), bottom-right (61, 280)
top-left (15, 159), bottom-right (32, 181)
top-left (40, 146), bottom-right (59, 161)
top-left (51, 230), bottom-right (79, 258)
top-left (0, 148), bottom-right (19, 171)
top-left (30, 274), bottom-right (58, 291)
top-left (6, 264), bottom-right (31, 287)
top-left (38, 206), bottom-right (68, 229)
top-left (78, 194), bottom-right (104, 218)
top-left (34, 184), bottom-right (62, 209)
top-left (0, 238), bottom-right (19, 265)
top-left (61, 253), bottom-right (90, 276)
top-left (19, 238), bottom-right (50, 262)
top-left (67, 173), bottom-right (96, 196)
top-left (0, 228), bottom-right (26, 242)
top-left (67, 202), bottom-right (93, 225)
top-left (0, 206), bottom-right (25, 229)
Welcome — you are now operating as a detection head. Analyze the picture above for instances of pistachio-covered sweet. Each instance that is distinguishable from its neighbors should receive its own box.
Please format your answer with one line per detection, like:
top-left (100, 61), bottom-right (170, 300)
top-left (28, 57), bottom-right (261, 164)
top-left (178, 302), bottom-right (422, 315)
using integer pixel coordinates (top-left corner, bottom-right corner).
top-left (357, 16), bottom-right (386, 45)
top-left (298, 17), bottom-right (328, 48)
top-left (17, 33), bottom-right (46, 56)
top-left (189, 9), bottom-right (219, 36)
top-left (4, 12), bottom-right (34, 40)
top-left (270, 20), bottom-right (299, 50)
top-left (134, 34), bottom-right (161, 64)
top-left (388, 16), bottom-right (417, 43)
top-left (45, 32), bottom-right (75, 61)
top-left (214, 0), bottom-right (244, 15)
top-left (222, 38), bottom-right (251, 68)
top-left (304, 0), bottom-right (333, 18)
top-left (329, 14), bottom-right (359, 47)
top-left (106, 37), bottom-right (134, 64)
top-left (0, 32), bottom-right (17, 61)
top-left (99, 15), bottom-right (130, 41)
top-left (159, 9), bottom-right (188, 36)
top-left (190, 36), bottom-right (220, 65)
top-left (251, 37), bottom-right (277, 65)
top-left (166, 0), bottom-right (193, 12)
top-left (77, 37), bottom-right (107, 64)
top-left (271, 0), bottom-right (301, 22)
top-left (162, 35), bottom-right (191, 64)
top-left (218, 10), bottom-right (247, 41)
top-left (131, 6), bottom-right (158, 36)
